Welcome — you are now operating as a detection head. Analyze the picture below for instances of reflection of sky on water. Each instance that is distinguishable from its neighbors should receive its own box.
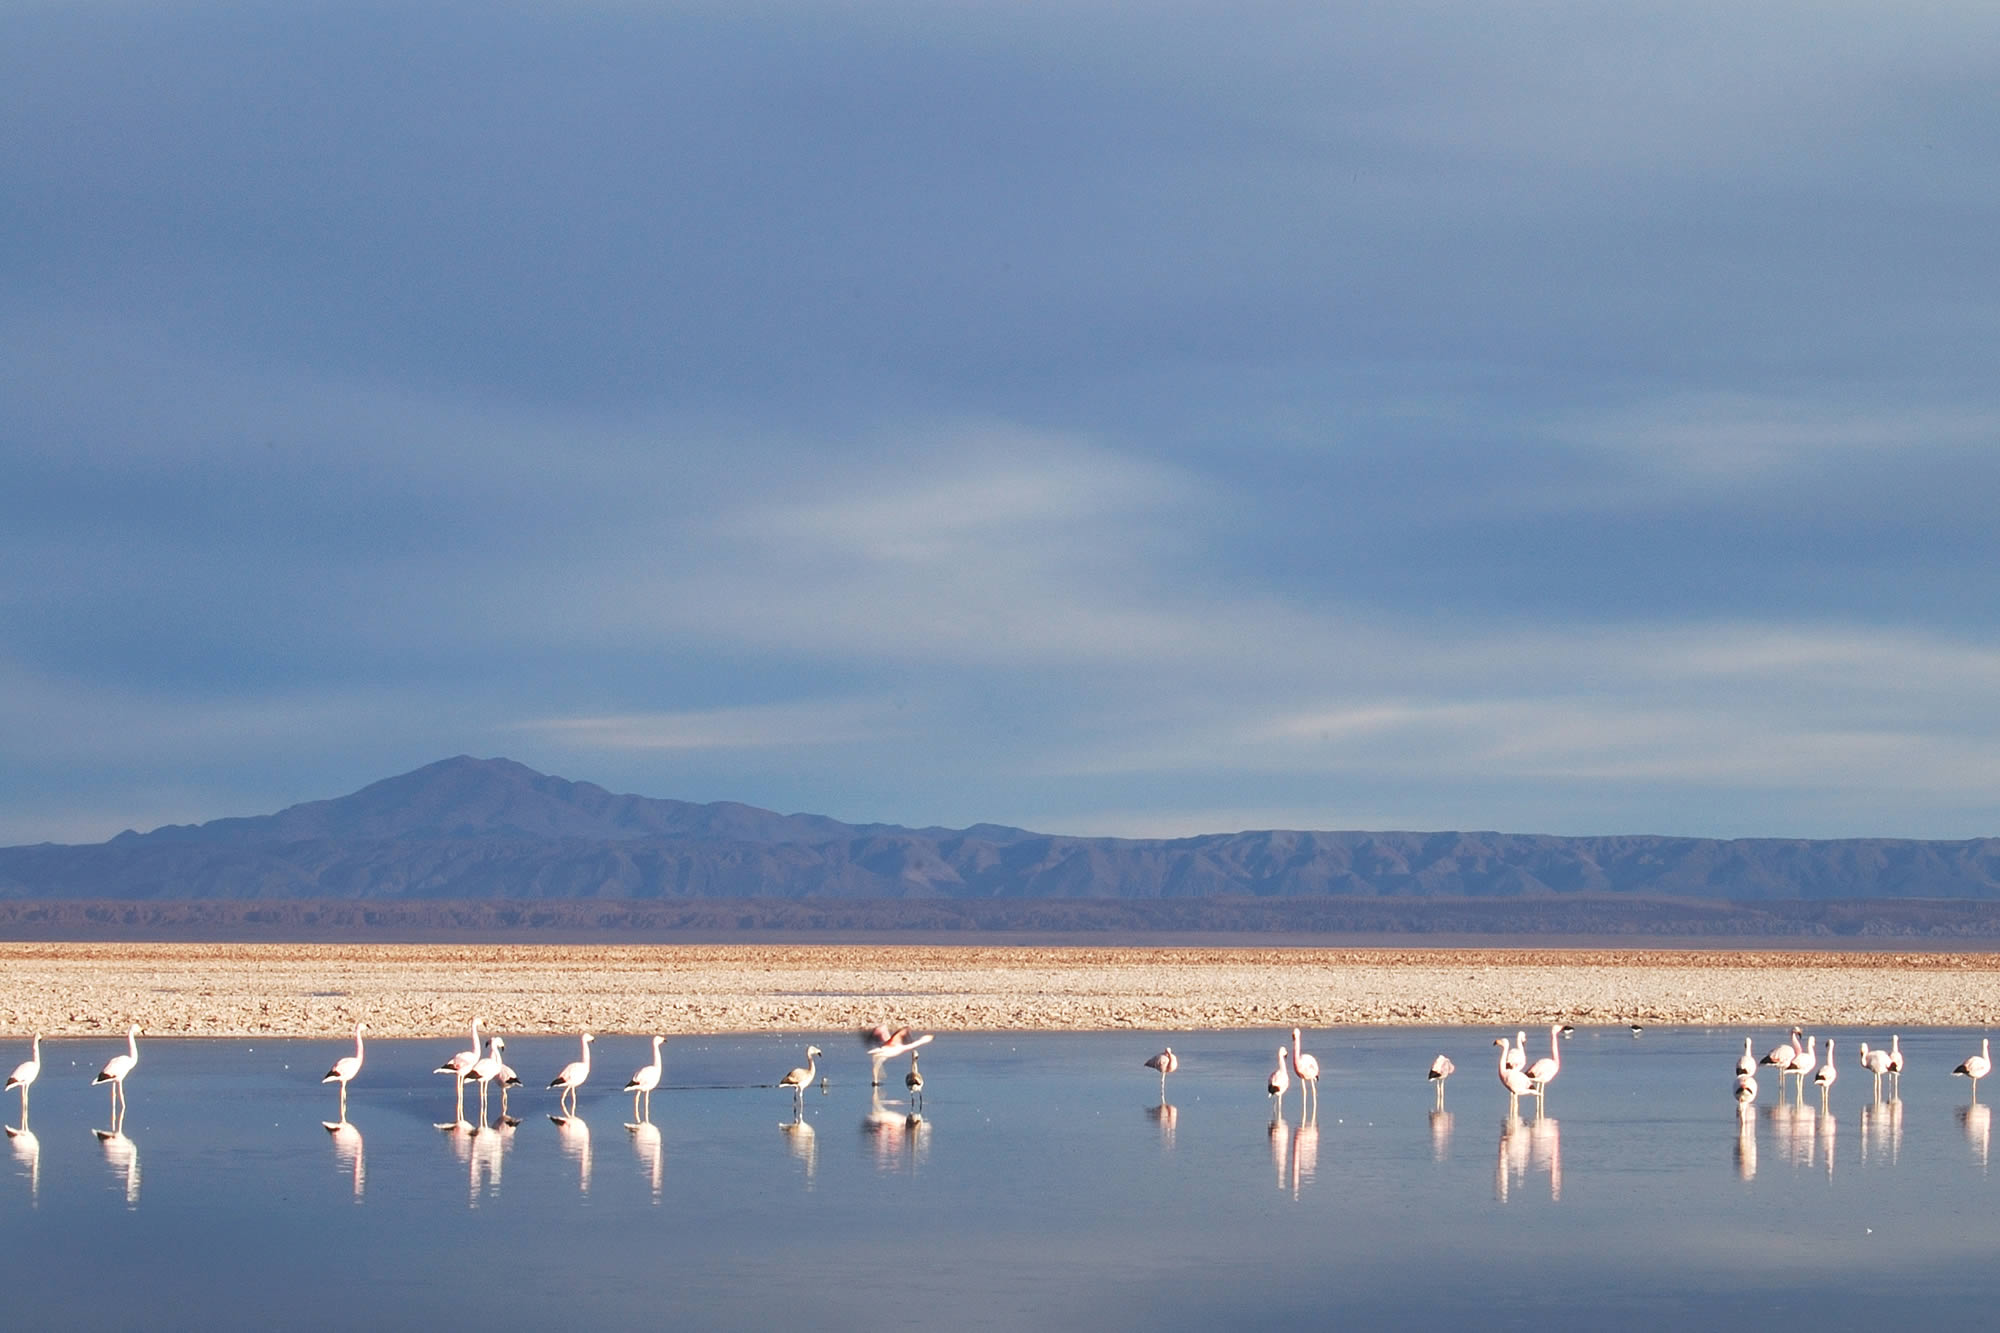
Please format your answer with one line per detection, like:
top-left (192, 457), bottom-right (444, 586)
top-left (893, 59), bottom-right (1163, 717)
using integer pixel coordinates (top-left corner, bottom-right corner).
top-left (5, 1030), bottom-right (2000, 1327)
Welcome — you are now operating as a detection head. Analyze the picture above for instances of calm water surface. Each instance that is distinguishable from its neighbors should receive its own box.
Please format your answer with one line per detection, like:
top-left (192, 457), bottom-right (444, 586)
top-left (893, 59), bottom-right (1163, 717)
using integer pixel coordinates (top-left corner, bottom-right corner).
top-left (3, 1028), bottom-right (1997, 1330)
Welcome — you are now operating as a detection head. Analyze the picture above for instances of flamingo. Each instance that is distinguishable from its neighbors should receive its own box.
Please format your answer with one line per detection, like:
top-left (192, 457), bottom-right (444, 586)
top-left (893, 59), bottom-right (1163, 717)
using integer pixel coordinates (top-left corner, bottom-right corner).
top-left (497, 1047), bottom-right (523, 1126)
top-left (861, 1026), bottom-right (934, 1086)
top-left (91, 1025), bottom-right (142, 1124)
top-left (1525, 1024), bottom-right (1563, 1103)
top-left (1887, 1034), bottom-right (1906, 1096)
top-left (1290, 1028), bottom-right (1321, 1118)
top-left (624, 1035), bottom-right (665, 1124)
top-left (1428, 1054), bottom-right (1455, 1107)
top-left (548, 1033), bottom-right (594, 1118)
top-left (778, 1045), bottom-right (822, 1113)
top-left (321, 1023), bottom-right (366, 1126)
top-left (433, 1016), bottom-right (484, 1126)
top-left (904, 1051), bottom-right (924, 1112)
top-left (1787, 1036), bottom-right (1818, 1103)
top-left (465, 1036), bottom-right (507, 1128)
top-left (1503, 1031), bottom-right (1528, 1073)
top-left (1144, 1047), bottom-right (1179, 1097)
top-left (1267, 1047), bottom-right (1291, 1116)
top-left (1736, 1037), bottom-right (1755, 1080)
top-left (1760, 1027), bottom-right (1804, 1100)
top-left (1494, 1036), bottom-right (1535, 1113)
top-left (1814, 1040), bottom-right (1838, 1110)
top-left (1735, 1072), bottom-right (1758, 1110)
top-left (6, 1034), bottom-right (40, 1132)
top-left (1954, 1038), bottom-right (1992, 1099)
top-left (1858, 1042), bottom-right (1892, 1102)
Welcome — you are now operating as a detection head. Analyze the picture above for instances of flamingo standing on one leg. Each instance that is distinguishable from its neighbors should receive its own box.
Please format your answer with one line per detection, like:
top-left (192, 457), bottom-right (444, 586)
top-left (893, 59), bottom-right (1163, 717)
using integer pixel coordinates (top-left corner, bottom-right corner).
top-left (1887, 1035), bottom-right (1906, 1097)
top-left (1290, 1028), bottom-right (1321, 1120)
top-left (433, 1017), bottom-right (484, 1128)
top-left (1525, 1024), bottom-right (1563, 1107)
top-left (1955, 1038), bottom-right (1992, 1101)
top-left (92, 1025), bottom-right (142, 1127)
top-left (548, 1033), bottom-right (594, 1119)
top-left (624, 1036), bottom-right (665, 1125)
top-left (6, 1035), bottom-right (40, 1133)
top-left (1428, 1054), bottom-right (1455, 1108)
top-left (1267, 1047), bottom-right (1292, 1118)
top-left (904, 1051), bottom-right (924, 1113)
top-left (1814, 1040), bottom-right (1838, 1111)
top-left (321, 1022), bottom-right (366, 1127)
top-left (1144, 1048), bottom-right (1179, 1098)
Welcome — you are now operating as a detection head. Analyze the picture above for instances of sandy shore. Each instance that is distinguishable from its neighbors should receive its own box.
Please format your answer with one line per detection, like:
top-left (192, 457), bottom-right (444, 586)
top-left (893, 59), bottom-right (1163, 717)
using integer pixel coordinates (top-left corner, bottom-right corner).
top-left (4, 942), bottom-right (2000, 1038)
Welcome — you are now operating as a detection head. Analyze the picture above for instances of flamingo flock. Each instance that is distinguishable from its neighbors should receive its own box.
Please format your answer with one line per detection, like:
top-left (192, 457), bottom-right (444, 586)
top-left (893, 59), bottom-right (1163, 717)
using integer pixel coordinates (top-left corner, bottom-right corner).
top-left (7, 1022), bottom-right (1995, 1158)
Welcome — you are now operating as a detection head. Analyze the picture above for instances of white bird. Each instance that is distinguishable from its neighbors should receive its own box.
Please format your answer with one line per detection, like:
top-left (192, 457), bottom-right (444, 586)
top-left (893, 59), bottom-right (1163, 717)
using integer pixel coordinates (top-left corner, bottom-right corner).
top-left (1503, 1031), bottom-right (1528, 1073)
top-left (861, 1026), bottom-right (934, 1086)
top-left (1760, 1027), bottom-right (1804, 1098)
top-left (1858, 1042), bottom-right (1892, 1102)
top-left (1525, 1024), bottom-right (1563, 1102)
top-left (1267, 1047), bottom-right (1291, 1114)
top-left (1428, 1054), bottom-right (1455, 1107)
top-left (1814, 1039), bottom-right (1838, 1110)
top-left (1887, 1034), bottom-right (1906, 1095)
top-left (321, 1022), bottom-right (366, 1126)
top-left (464, 1036), bottom-right (507, 1127)
top-left (433, 1016), bottom-right (484, 1126)
top-left (1736, 1037), bottom-right (1756, 1080)
top-left (1290, 1028), bottom-right (1321, 1118)
top-left (1787, 1036), bottom-right (1818, 1101)
top-left (1144, 1047), bottom-right (1179, 1096)
top-left (778, 1044), bottom-right (822, 1112)
top-left (92, 1024), bottom-right (142, 1124)
top-left (548, 1033), bottom-right (594, 1118)
top-left (623, 1035), bottom-right (665, 1124)
top-left (904, 1051), bottom-right (924, 1111)
top-left (1494, 1036), bottom-right (1535, 1111)
top-left (6, 1034), bottom-right (40, 1131)
top-left (1954, 1037), bottom-right (1992, 1099)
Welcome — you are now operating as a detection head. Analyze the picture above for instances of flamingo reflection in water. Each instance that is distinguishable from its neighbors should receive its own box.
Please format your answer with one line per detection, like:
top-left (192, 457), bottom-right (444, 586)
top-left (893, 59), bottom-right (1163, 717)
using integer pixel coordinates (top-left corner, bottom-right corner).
top-left (1429, 1108), bottom-right (1453, 1163)
top-left (1286, 1117), bottom-right (1319, 1201)
top-left (1735, 1112), bottom-right (1757, 1182)
top-left (630, 1120), bottom-right (664, 1204)
top-left (1268, 1111), bottom-right (1290, 1190)
top-left (98, 1127), bottom-right (140, 1207)
top-left (328, 1121), bottom-right (364, 1203)
top-left (863, 1087), bottom-right (929, 1172)
top-left (468, 1120), bottom-right (510, 1207)
top-left (10, 1128), bottom-right (39, 1206)
top-left (1861, 1095), bottom-right (1902, 1167)
top-left (781, 1113), bottom-right (818, 1187)
top-left (1148, 1100), bottom-right (1178, 1152)
top-left (1961, 1101), bottom-right (1991, 1170)
top-left (553, 1112), bottom-right (592, 1196)
top-left (1494, 1109), bottom-right (1561, 1204)
top-left (1767, 1100), bottom-right (1827, 1171)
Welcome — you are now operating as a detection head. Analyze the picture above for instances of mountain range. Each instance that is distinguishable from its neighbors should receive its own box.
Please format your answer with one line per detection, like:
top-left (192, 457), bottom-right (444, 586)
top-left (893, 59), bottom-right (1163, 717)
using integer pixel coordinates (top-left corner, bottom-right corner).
top-left (3, 755), bottom-right (1999, 905)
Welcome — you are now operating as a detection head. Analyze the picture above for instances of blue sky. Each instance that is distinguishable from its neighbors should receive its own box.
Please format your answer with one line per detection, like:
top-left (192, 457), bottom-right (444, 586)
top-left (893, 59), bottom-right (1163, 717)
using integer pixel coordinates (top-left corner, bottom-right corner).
top-left (6, 1), bottom-right (1999, 845)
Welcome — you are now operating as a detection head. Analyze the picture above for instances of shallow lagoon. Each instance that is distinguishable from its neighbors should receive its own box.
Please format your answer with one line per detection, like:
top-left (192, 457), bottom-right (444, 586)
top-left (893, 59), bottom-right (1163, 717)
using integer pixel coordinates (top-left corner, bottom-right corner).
top-left (3, 1027), bottom-right (1997, 1330)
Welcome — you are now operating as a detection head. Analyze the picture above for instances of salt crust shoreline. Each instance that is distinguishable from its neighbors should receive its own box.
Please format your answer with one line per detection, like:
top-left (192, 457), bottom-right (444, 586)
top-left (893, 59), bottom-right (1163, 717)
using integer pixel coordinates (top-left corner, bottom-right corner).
top-left (3, 942), bottom-right (1999, 1039)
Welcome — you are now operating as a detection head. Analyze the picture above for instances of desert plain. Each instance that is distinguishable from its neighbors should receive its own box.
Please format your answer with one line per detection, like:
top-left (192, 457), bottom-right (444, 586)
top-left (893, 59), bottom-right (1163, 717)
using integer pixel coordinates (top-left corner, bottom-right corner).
top-left (2, 942), bottom-right (1999, 1038)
